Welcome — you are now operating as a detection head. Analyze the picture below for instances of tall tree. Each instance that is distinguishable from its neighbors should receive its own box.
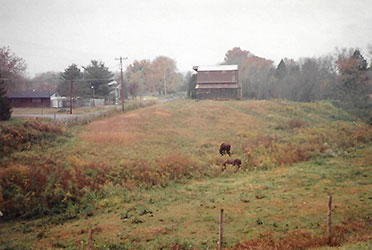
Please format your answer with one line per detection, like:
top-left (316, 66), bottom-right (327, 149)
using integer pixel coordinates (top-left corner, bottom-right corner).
top-left (31, 71), bottom-right (60, 91)
top-left (125, 60), bottom-right (151, 98)
top-left (223, 47), bottom-right (251, 67)
top-left (185, 71), bottom-right (197, 98)
top-left (58, 64), bottom-right (83, 96)
top-left (148, 56), bottom-right (179, 95)
top-left (0, 79), bottom-right (11, 120)
top-left (240, 55), bottom-right (275, 99)
top-left (83, 60), bottom-right (114, 98)
top-left (275, 59), bottom-right (287, 80)
top-left (0, 46), bottom-right (27, 93)
top-left (335, 49), bottom-right (371, 118)
top-left (0, 47), bottom-right (27, 120)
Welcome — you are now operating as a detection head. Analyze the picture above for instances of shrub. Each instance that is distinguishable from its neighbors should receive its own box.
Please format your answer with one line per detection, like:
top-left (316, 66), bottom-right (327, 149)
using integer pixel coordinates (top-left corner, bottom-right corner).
top-left (0, 119), bottom-right (64, 156)
top-left (0, 161), bottom-right (111, 220)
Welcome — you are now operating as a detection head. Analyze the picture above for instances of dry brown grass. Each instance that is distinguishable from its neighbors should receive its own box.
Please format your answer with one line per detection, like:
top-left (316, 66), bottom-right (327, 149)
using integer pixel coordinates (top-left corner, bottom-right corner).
top-left (230, 220), bottom-right (372, 250)
top-left (2, 99), bottom-right (372, 249)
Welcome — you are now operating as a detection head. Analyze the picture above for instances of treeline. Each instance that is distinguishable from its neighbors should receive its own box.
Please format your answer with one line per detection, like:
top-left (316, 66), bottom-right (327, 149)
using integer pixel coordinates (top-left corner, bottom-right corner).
top-left (186, 46), bottom-right (372, 121)
top-left (2, 45), bottom-right (372, 121)
top-left (1, 46), bottom-right (184, 101)
top-left (220, 47), bottom-right (372, 102)
top-left (57, 56), bottom-right (183, 100)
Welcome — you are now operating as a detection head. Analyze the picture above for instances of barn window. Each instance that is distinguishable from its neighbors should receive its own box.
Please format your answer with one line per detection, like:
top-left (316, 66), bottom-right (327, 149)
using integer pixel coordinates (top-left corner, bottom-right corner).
top-left (11, 98), bottom-right (21, 103)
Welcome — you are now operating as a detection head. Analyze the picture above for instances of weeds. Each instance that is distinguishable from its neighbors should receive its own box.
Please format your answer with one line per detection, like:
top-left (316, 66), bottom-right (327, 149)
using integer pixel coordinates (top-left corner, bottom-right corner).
top-left (0, 119), bottom-right (64, 156)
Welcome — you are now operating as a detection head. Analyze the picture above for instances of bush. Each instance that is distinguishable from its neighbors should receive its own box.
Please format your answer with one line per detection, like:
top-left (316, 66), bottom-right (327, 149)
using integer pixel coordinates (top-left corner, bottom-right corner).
top-left (0, 161), bottom-right (111, 220)
top-left (0, 119), bottom-right (64, 156)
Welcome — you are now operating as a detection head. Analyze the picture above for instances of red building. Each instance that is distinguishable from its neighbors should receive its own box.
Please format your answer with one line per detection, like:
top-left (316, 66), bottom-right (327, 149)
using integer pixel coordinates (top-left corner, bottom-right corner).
top-left (193, 65), bottom-right (240, 99)
top-left (7, 90), bottom-right (55, 108)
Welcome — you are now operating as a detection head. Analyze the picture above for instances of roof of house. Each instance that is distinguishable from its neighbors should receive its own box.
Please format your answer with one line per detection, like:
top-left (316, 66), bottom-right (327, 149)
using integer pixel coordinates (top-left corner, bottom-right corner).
top-left (193, 65), bottom-right (238, 72)
top-left (7, 90), bottom-right (55, 98)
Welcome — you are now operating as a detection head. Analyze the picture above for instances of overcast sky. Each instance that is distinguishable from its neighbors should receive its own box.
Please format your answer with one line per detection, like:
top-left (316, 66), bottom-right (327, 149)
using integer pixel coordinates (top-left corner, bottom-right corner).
top-left (1, 0), bottom-right (372, 76)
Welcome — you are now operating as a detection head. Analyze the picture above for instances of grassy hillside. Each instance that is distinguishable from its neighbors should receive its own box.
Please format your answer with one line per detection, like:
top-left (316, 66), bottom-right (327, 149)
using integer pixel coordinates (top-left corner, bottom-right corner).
top-left (1, 99), bottom-right (372, 249)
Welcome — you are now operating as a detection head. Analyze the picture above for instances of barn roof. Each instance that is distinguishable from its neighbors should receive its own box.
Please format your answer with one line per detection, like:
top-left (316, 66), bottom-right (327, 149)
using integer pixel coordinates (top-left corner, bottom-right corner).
top-left (7, 90), bottom-right (55, 98)
top-left (194, 65), bottom-right (238, 72)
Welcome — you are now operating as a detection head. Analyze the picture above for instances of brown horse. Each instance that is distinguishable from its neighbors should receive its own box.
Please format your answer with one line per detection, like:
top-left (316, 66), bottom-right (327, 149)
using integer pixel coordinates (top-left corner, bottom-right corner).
top-left (219, 143), bottom-right (231, 156)
top-left (222, 158), bottom-right (242, 171)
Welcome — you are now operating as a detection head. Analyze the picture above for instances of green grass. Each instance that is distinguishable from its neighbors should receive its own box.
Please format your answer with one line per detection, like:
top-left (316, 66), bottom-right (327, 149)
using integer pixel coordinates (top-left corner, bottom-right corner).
top-left (1, 99), bottom-right (372, 249)
top-left (1, 147), bottom-right (372, 249)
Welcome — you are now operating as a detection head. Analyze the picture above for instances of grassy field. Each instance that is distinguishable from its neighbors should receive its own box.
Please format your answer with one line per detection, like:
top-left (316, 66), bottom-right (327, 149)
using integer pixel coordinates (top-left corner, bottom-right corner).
top-left (1, 99), bottom-right (372, 249)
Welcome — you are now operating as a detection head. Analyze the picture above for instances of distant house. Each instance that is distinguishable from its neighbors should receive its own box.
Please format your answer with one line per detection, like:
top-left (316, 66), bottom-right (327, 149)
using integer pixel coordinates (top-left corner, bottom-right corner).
top-left (193, 65), bottom-right (240, 99)
top-left (7, 90), bottom-right (59, 108)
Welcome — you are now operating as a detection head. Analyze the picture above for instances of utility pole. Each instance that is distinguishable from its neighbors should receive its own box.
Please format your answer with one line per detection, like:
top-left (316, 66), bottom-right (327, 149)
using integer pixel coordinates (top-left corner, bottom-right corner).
top-left (69, 72), bottom-right (73, 114)
top-left (91, 86), bottom-right (95, 107)
top-left (115, 56), bottom-right (128, 111)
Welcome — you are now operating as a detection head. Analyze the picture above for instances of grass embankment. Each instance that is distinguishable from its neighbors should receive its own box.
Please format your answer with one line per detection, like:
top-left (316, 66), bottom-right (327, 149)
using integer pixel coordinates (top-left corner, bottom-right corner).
top-left (1, 99), bottom-right (372, 249)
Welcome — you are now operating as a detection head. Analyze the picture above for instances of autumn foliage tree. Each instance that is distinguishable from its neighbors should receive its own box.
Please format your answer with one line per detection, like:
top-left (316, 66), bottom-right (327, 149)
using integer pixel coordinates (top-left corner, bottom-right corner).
top-left (0, 47), bottom-right (27, 91)
top-left (30, 72), bottom-right (60, 91)
top-left (223, 47), bottom-right (251, 67)
top-left (223, 47), bottom-right (275, 99)
top-left (124, 56), bottom-right (182, 98)
top-left (148, 56), bottom-right (181, 95)
top-left (125, 60), bottom-right (151, 98)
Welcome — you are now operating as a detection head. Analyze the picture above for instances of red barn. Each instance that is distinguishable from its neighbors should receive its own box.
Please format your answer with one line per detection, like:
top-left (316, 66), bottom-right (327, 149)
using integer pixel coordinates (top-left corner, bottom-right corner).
top-left (7, 90), bottom-right (55, 108)
top-left (193, 65), bottom-right (240, 99)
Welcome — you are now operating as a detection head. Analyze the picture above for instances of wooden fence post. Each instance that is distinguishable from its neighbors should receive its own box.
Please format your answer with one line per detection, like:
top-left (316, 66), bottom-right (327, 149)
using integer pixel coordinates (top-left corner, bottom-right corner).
top-left (327, 195), bottom-right (332, 245)
top-left (219, 209), bottom-right (224, 250)
top-left (87, 229), bottom-right (93, 250)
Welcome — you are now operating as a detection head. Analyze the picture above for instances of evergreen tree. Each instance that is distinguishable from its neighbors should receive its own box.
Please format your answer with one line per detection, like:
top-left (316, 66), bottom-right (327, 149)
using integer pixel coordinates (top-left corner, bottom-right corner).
top-left (335, 49), bottom-right (372, 120)
top-left (276, 59), bottom-right (287, 80)
top-left (83, 60), bottom-right (114, 98)
top-left (0, 77), bottom-right (12, 120)
top-left (58, 64), bottom-right (83, 96)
